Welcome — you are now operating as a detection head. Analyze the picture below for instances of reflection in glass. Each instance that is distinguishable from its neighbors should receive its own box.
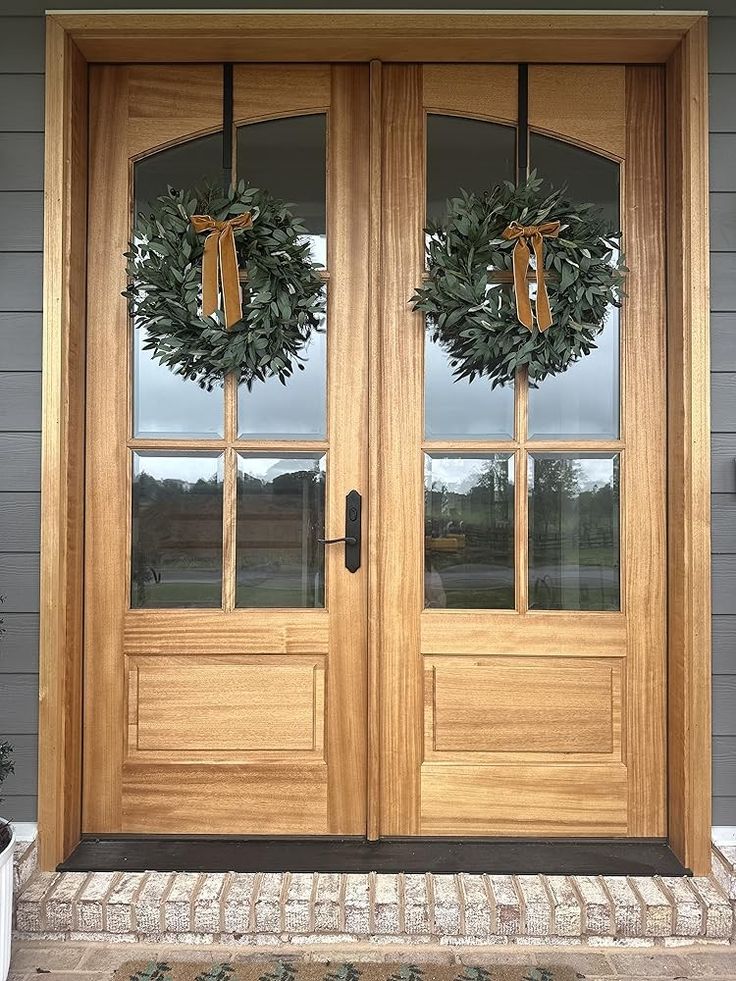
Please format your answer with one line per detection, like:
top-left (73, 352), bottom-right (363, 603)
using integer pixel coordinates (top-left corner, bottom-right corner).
top-left (237, 114), bottom-right (327, 265)
top-left (426, 115), bottom-right (516, 222)
top-left (133, 328), bottom-right (224, 438)
top-left (528, 309), bottom-right (619, 440)
top-left (528, 454), bottom-right (620, 611)
top-left (134, 132), bottom-right (224, 213)
top-left (133, 134), bottom-right (225, 438)
top-left (424, 455), bottom-right (514, 609)
top-left (131, 453), bottom-right (223, 609)
top-left (236, 455), bottom-right (325, 608)
top-left (238, 312), bottom-right (326, 439)
top-left (425, 115), bottom-right (516, 440)
top-left (527, 133), bottom-right (621, 439)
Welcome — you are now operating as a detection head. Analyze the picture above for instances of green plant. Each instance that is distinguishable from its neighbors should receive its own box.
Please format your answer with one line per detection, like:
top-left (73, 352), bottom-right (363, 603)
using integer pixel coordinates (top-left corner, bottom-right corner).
top-left (0, 595), bottom-right (13, 807)
top-left (124, 182), bottom-right (325, 391)
top-left (411, 172), bottom-right (626, 388)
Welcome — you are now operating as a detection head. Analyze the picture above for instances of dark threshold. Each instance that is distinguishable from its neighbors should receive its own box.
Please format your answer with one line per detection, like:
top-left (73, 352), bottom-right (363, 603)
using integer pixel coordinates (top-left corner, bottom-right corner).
top-left (59, 836), bottom-right (690, 876)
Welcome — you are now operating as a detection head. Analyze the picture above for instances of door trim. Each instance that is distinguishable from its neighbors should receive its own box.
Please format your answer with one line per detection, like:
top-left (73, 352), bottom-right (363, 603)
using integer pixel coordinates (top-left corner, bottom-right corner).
top-left (39, 11), bottom-right (711, 872)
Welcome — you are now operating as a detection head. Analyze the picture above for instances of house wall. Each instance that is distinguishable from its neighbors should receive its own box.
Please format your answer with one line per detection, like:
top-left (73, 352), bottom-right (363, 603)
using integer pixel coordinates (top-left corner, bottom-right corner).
top-left (1, 0), bottom-right (735, 829)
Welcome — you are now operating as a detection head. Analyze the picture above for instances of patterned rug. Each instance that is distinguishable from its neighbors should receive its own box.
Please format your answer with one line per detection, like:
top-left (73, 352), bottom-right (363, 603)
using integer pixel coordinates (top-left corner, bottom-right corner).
top-left (113, 962), bottom-right (581, 981)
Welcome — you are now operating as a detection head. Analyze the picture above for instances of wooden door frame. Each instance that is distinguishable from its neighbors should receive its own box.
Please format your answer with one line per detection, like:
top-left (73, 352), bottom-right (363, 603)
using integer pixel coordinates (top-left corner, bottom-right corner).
top-left (39, 10), bottom-right (711, 872)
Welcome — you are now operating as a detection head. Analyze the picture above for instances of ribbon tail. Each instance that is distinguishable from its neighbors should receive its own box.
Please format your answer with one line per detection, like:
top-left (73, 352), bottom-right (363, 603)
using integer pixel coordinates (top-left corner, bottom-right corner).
top-left (218, 224), bottom-right (243, 329)
top-left (512, 238), bottom-right (534, 330)
top-left (532, 233), bottom-right (553, 331)
top-left (200, 232), bottom-right (219, 318)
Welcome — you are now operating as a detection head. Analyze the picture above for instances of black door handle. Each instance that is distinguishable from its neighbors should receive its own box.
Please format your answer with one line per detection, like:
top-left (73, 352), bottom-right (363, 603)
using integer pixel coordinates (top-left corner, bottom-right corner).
top-left (318, 490), bottom-right (361, 572)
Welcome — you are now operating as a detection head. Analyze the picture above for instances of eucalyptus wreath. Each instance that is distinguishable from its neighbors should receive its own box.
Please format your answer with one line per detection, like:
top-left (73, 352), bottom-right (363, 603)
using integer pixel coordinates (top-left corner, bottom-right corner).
top-left (411, 173), bottom-right (626, 388)
top-left (124, 181), bottom-right (325, 390)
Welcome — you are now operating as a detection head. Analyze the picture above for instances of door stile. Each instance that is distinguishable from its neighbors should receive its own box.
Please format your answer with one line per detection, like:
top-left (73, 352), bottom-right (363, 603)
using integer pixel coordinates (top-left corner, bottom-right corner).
top-left (367, 58), bottom-right (383, 841)
top-left (325, 63), bottom-right (371, 833)
top-left (623, 66), bottom-right (667, 835)
top-left (377, 64), bottom-right (425, 836)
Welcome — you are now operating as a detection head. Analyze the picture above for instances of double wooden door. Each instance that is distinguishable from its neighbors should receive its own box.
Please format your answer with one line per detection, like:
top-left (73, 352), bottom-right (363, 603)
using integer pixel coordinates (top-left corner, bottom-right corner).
top-left (83, 63), bottom-right (666, 839)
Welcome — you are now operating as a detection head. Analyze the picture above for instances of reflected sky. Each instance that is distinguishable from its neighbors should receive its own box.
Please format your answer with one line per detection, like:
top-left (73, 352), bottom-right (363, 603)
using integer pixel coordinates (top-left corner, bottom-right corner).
top-left (133, 453), bottom-right (224, 483)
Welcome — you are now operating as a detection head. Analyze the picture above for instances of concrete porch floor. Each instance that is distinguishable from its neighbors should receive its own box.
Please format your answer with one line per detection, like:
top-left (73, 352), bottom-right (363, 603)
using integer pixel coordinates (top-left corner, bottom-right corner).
top-left (7, 938), bottom-right (736, 981)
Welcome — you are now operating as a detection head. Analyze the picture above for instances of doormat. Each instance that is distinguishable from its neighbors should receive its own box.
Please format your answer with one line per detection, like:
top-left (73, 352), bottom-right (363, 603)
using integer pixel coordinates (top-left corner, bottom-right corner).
top-left (113, 962), bottom-right (582, 981)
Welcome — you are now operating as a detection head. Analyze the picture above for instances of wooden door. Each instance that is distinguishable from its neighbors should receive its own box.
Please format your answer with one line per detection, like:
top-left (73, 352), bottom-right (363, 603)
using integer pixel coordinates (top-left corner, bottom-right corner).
top-left (83, 65), bottom-right (370, 834)
top-left (376, 65), bottom-right (667, 837)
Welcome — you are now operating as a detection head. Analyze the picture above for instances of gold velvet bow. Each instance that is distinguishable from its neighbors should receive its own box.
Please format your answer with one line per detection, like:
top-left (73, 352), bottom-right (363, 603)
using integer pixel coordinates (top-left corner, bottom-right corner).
top-left (190, 213), bottom-right (253, 328)
top-left (501, 220), bottom-right (561, 331)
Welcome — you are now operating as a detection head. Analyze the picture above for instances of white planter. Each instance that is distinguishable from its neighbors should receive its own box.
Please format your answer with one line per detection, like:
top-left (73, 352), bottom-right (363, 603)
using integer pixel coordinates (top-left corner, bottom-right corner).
top-left (0, 822), bottom-right (14, 981)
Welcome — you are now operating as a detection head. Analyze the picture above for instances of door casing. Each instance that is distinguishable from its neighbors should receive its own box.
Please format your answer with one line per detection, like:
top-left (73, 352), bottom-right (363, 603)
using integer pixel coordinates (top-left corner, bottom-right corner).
top-left (38, 11), bottom-right (711, 872)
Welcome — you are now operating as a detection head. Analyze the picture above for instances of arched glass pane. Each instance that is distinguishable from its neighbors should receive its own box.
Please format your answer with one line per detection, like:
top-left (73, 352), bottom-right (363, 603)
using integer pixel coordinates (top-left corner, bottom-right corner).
top-left (236, 115), bottom-right (328, 438)
top-left (425, 115), bottom-right (516, 440)
top-left (132, 133), bottom-right (225, 438)
top-left (527, 133), bottom-right (620, 440)
top-left (236, 114), bottom-right (326, 265)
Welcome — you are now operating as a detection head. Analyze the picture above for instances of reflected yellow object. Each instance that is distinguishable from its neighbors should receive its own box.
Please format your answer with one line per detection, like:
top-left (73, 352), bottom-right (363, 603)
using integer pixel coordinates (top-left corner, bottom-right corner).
top-left (426, 534), bottom-right (466, 552)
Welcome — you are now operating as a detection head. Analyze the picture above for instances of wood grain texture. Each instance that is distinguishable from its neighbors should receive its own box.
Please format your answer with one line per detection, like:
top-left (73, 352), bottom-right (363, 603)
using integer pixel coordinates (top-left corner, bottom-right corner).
top-left (234, 65), bottom-right (330, 123)
top-left (84, 64), bottom-right (368, 838)
top-left (421, 611), bottom-right (626, 657)
top-left (121, 763), bottom-right (329, 835)
top-left (37, 17), bottom-right (87, 870)
top-left (422, 65), bottom-right (516, 124)
top-left (325, 64), bottom-right (370, 834)
top-left (128, 656), bottom-right (324, 757)
top-left (530, 66), bottom-right (626, 159)
top-left (366, 59), bottom-right (383, 843)
top-left (426, 657), bottom-right (620, 757)
top-left (51, 12), bottom-right (698, 65)
top-left (377, 65), bottom-right (424, 836)
top-left (82, 65), bottom-right (130, 833)
top-left (622, 66), bottom-right (668, 837)
top-left (420, 763), bottom-right (628, 836)
top-left (666, 18), bottom-right (713, 874)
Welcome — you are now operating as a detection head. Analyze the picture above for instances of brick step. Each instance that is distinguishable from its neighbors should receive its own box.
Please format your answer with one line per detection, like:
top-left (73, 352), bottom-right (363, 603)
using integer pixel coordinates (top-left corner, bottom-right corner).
top-left (12, 851), bottom-right (736, 948)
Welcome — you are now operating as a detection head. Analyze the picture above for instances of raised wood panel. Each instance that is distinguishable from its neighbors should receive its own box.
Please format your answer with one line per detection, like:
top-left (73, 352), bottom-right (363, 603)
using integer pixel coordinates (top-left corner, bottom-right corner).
top-left (123, 609), bottom-right (329, 655)
top-left (0, 134), bottom-right (43, 191)
top-left (0, 195), bottom-right (43, 252)
top-left (122, 762), bottom-right (328, 835)
top-left (420, 612), bottom-right (626, 657)
top-left (128, 656), bottom-right (324, 757)
top-left (0, 614), bottom-right (39, 673)
top-left (0, 434), bottom-right (40, 492)
top-left (127, 64), bottom-right (221, 159)
top-left (426, 657), bottom-right (620, 757)
top-left (234, 65), bottom-right (330, 123)
top-left (421, 763), bottom-right (628, 836)
top-left (529, 66), bottom-right (626, 159)
top-left (422, 65), bottom-right (516, 124)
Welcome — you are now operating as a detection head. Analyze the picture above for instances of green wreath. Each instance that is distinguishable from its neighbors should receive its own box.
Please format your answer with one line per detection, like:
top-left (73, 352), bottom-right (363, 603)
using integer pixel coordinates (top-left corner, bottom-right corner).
top-left (124, 181), bottom-right (325, 391)
top-left (411, 173), bottom-right (626, 388)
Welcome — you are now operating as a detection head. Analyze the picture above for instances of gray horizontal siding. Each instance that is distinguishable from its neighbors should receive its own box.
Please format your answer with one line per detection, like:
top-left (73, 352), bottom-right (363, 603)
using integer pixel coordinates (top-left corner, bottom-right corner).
top-left (0, 373), bottom-right (41, 430)
top-left (0, 674), bottom-right (38, 735)
top-left (0, 735), bottom-right (37, 796)
top-left (0, 434), bottom-right (40, 491)
top-left (0, 494), bottom-right (39, 551)
top-left (0, 314), bottom-right (42, 370)
top-left (0, 254), bottom-right (42, 310)
top-left (0, 615), bottom-right (38, 673)
top-left (0, 133), bottom-right (44, 191)
top-left (0, 194), bottom-right (43, 251)
top-left (0, 75), bottom-right (43, 132)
